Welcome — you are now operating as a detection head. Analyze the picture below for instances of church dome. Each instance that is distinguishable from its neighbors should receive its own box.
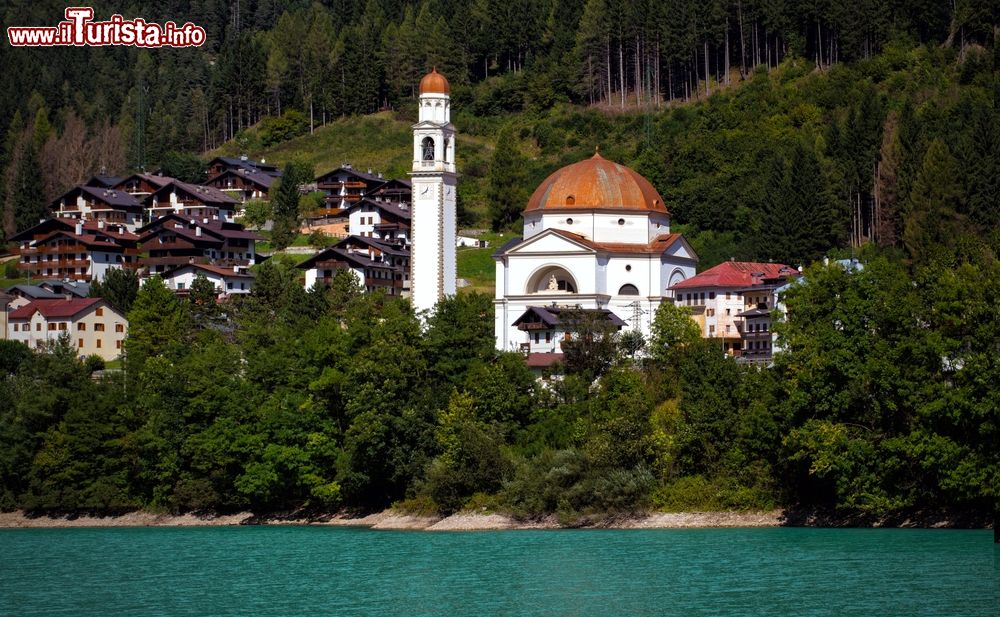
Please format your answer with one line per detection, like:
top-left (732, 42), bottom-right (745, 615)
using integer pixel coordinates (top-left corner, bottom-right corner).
top-left (419, 68), bottom-right (450, 95)
top-left (524, 151), bottom-right (668, 214)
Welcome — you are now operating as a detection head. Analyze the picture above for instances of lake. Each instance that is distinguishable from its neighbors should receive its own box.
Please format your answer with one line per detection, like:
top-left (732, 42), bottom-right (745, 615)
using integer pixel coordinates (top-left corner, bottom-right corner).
top-left (1, 526), bottom-right (997, 616)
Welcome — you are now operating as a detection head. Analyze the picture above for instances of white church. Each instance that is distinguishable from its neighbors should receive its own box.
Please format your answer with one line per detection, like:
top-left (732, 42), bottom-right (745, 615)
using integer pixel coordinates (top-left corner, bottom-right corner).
top-left (491, 151), bottom-right (698, 358)
top-left (406, 69), bottom-right (698, 360)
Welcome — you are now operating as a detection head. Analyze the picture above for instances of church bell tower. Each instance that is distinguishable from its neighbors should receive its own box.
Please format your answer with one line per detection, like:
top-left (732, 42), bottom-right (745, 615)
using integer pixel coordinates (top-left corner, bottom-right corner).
top-left (410, 68), bottom-right (457, 315)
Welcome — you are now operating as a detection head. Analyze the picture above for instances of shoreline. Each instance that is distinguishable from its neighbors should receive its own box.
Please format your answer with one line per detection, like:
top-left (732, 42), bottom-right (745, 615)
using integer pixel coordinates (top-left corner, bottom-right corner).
top-left (0, 509), bottom-right (784, 530)
top-left (0, 508), bottom-right (989, 531)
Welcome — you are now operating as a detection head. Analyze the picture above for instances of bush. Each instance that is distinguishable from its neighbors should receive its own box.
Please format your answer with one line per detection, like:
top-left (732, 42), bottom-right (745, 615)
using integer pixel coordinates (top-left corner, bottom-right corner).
top-left (258, 110), bottom-right (309, 147)
top-left (308, 230), bottom-right (334, 249)
top-left (82, 354), bottom-right (105, 374)
top-left (501, 449), bottom-right (655, 521)
top-left (651, 475), bottom-right (777, 512)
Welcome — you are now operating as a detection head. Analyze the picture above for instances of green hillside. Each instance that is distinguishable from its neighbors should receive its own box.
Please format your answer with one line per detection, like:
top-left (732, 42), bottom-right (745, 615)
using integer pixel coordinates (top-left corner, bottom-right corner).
top-left (210, 42), bottom-right (998, 272)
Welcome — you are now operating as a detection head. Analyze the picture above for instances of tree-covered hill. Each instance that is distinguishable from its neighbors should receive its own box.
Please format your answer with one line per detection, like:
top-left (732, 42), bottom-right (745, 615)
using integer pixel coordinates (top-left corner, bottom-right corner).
top-left (212, 38), bottom-right (998, 270)
top-left (3, 0), bottom-right (996, 267)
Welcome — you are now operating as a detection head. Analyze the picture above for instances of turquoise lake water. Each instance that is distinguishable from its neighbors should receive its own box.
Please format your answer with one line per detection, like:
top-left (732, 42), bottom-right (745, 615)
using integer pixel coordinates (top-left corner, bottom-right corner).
top-left (0, 526), bottom-right (997, 616)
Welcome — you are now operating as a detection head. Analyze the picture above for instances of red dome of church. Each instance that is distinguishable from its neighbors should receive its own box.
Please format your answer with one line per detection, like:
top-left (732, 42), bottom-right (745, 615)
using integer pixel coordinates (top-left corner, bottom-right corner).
top-left (524, 151), bottom-right (668, 214)
top-left (419, 68), bottom-right (450, 95)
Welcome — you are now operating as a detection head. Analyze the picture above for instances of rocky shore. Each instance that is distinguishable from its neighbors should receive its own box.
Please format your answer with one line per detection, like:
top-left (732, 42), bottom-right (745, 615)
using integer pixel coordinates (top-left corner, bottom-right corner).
top-left (1, 507), bottom-right (988, 531)
top-left (0, 509), bottom-right (783, 530)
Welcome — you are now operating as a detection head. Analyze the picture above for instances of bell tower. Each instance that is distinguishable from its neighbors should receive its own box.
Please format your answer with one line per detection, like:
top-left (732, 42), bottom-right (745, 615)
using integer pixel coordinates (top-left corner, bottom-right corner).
top-left (410, 68), bottom-right (457, 314)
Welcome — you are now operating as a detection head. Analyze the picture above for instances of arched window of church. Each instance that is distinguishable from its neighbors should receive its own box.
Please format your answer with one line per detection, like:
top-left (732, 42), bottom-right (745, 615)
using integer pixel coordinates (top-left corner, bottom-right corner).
top-left (421, 137), bottom-right (435, 161)
top-left (528, 267), bottom-right (577, 294)
top-left (618, 284), bottom-right (639, 296)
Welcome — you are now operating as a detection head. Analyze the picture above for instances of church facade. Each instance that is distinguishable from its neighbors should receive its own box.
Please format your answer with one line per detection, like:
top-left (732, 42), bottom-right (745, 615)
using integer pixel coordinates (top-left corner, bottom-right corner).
top-left (493, 152), bottom-right (698, 356)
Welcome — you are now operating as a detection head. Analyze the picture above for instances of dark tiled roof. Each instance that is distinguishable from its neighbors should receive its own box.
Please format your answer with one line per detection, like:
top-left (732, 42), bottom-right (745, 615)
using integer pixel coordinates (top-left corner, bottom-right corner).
top-left (512, 306), bottom-right (627, 328)
top-left (344, 198), bottom-right (412, 221)
top-left (10, 217), bottom-right (76, 242)
top-left (492, 236), bottom-right (523, 258)
top-left (38, 280), bottom-right (91, 297)
top-left (7, 285), bottom-right (62, 299)
top-left (207, 168), bottom-right (276, 189)
top-left (210, 156), bottom-right (281, 176)
top-left (316, 166), bottom-right (385, 184)
top-left (31, 229), bottom-right (127, 251)
top-left (334, 235), bottom-right (409, 257)
top-left (162, 263), bottom-right (255, 279)
top-left (173, 181), bottom-right (242, 206)
top-left (52, 185), bottom-right (143, 209)
top-left (137, 214), bottom-right (262, 242)
top-left (85, 175), bottom-right (124, 188)
top-left (113, 173), bottom-right (178, 191)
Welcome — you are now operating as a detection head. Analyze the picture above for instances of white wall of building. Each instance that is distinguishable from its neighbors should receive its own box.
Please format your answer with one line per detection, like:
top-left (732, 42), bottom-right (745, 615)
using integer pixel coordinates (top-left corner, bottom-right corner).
top-left (8, 303), bottom-right (127, 361)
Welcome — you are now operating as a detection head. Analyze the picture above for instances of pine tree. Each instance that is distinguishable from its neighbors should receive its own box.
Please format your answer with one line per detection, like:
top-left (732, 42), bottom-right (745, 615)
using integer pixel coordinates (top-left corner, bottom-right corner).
top-left (271, 160), bottom-right (313, 250)
top-left (486, 124), bottom-right (527, 231)
top-left (902, 139), bottom-right (966, 261)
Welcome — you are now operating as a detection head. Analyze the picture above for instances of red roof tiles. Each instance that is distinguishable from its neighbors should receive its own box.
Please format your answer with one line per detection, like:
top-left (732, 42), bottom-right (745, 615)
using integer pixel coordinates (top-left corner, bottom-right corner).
top-left (669, 261), bottom-right (798, 290)
top-left (9, 297), bottom-right (105, 320)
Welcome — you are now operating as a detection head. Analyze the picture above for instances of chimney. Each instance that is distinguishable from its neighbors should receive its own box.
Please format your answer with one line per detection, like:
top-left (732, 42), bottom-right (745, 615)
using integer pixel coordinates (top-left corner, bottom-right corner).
top-left (233, 265), bottom-right (239, 273)
top-left (203, 218), bottom-right (209, 224)
top-left (75, 222), bottom-right (83, 235)
top-left (97, 220), bottom-right (105, 229)
top-left (196, 227), bottom-right (202, 237)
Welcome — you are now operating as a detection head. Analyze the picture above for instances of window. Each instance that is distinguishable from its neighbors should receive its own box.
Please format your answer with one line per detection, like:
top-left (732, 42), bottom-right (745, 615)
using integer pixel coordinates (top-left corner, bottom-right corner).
top-left (726, 325), bottom-right (731, 333)
top-left (96, 340), bottom-right (102, 349)
top-left (48, 323), bottom-right (56, 331)
top-left (115, 324), bottom-right (124, 333)
top-left (725, 309), bottom-right (731, 316)
top-left (227, 282), bottom-right (234, 290)
top-left (709, 325), bottom-right (715, 335)
top-left (178, 283), bottom-right (185, 290)
top-left (545, 332), bottom-right (551, 343)
top-left (94, 323), bottom-right (105, 332)
top-left (95, 308), bottom-right (104, 317)
top-left (625, 265), bottom-right (632, 272)
top-left (709, 292), bottom-right (716, 300)
top-left (618, 218), bottom-right (625, 225)
top-left (12, 324), bottom-right (17, 332)
top-left (726, 292), bottom-right (731, 300)
top-left (565, 218), bottom-right (574, 225)
top-left (58, 323), bottom-right (67, 331)
top-left (36, 323), bottom-right (41, 331)
top-left (116, 340), bottom-right (122, 349)
top-left (78, 339), bottom-right (84, 348)
top-left (618, 284), bottom-right (639, 296)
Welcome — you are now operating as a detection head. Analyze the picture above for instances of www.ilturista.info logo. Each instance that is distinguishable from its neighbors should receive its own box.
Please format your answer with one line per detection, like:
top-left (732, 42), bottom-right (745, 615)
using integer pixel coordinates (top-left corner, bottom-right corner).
top-left (7, 7), bottom-right (206, 47)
